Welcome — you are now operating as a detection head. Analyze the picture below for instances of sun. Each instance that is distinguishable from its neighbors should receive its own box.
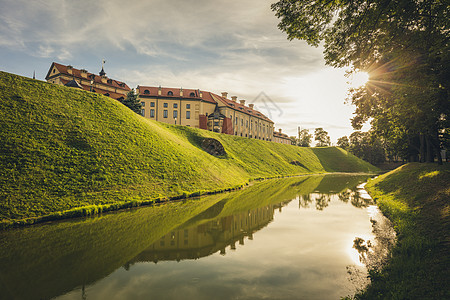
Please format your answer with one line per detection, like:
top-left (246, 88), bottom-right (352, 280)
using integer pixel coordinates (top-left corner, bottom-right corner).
top-left (349, 72), bottom-right (370, 88)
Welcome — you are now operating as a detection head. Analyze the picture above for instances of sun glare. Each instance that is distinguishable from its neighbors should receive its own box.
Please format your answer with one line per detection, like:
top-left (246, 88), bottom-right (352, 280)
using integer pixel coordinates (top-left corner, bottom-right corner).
top-left (349, 72), bottom-right (370, 88)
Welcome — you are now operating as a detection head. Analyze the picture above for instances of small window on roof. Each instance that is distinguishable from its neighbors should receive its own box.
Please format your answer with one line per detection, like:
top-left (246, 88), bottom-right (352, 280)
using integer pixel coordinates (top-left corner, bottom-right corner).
top-left (144, 89), bottom-right (150, 94)
top-left (189, 92), bottom-right (195, 97)
top-left (104, 93), bottom-right (110, 96)
top-left (168, 91), bottom-right (173, 96)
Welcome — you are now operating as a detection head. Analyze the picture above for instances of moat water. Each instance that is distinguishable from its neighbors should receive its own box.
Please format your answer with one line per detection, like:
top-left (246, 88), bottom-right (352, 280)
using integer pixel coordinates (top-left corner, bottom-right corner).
top-left (0, 174), bottom-right (385, 300)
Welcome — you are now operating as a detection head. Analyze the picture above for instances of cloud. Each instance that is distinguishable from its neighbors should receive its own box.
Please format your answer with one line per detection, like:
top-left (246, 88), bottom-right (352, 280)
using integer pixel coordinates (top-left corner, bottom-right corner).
top-left (0, 0), bottom-right (358, 142)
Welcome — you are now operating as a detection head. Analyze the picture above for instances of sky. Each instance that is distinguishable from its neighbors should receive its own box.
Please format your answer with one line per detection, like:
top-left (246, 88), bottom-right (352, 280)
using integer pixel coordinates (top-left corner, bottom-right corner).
top-left (0, 0), bottom-right (365, 143)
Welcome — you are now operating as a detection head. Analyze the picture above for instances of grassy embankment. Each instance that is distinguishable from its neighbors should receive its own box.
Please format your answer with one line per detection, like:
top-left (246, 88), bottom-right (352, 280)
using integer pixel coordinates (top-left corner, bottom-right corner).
top-left (355, 163), bottom-right (450, 299)
top-left (0, 71), bottom-right (378, 228)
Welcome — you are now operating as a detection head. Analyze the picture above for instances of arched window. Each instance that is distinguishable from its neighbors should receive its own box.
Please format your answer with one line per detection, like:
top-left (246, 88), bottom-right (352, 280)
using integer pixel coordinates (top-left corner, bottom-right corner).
top-left (189, 92), bottom-right (195, 97)
top-left (144, 89), bottom-right (150, 94)
top-left (104, 93), bottom-right (110, 96)
top-left (168, 91), bottom-right (173, 96)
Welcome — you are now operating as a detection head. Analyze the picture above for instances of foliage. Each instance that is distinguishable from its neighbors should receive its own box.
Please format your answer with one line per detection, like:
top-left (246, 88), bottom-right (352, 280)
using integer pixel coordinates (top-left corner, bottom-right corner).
top-left (272, 0), bottom-right (449, 164)
top-left (298, 128), bottom-right (313, 147)
top-left (121, 88), bottom-right (142, 114)
top-left (0, 72), bottom-right (379, 226)
top-left (337, 136), bottom-right (350, 151)
top-left (314, 127), bottom-right (330, 147)
top-left (347, 131), bottom-right (386, 165)
top-left (357, 163), bottom-right (450, 299)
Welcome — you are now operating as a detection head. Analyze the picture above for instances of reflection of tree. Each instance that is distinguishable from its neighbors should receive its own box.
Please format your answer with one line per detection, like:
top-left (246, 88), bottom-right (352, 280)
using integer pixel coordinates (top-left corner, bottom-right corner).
top-left (315, 194), bottom-right (331, 210)
top-left (298, 194), bottom-right (312, 208)
top-left (338, 188), bottom-right (373, 208)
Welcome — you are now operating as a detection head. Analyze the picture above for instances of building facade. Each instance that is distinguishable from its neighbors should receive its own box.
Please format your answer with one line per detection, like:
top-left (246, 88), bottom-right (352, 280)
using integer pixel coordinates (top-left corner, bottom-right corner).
top-left (45, 62), bottom-right (131, 101)
top-left (138, 86), bottom-right (275, 141)
top-left (273, 129), bottom-right (292, 144)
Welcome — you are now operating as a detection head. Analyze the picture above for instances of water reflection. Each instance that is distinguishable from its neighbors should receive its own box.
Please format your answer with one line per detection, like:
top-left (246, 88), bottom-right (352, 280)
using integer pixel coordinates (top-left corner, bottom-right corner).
top-left (0, 174), bottom-right (374, 300)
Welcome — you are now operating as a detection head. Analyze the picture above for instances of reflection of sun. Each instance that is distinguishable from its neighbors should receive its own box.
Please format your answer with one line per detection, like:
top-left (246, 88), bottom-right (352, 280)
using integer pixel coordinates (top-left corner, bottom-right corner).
top-left (349, 72), bottom-right (370, 88)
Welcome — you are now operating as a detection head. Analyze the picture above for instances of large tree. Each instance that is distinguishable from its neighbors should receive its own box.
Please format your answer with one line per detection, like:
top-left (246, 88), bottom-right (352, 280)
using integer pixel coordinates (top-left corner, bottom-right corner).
top-left (272, 0), bottom-right (449, 164)
top-left (298, 128), bottom-right (313, 147)
top-left (314, 127), bottom-right (331, 147)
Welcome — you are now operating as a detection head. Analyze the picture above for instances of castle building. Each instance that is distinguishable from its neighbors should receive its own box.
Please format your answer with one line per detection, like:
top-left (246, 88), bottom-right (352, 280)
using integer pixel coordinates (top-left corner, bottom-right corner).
top-left (137, 86), bottom-right (275, 141)
top-left (45, 62), bottom-right (131, 101)
top-left (45, 62), bottom-right (291, 144)
top-left (273, 129), bottom-right (292, 144)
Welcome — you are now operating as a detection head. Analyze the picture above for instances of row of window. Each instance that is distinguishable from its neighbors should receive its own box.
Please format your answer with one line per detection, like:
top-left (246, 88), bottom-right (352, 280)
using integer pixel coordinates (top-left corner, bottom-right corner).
top-left (143, 90), bottom-right (197, 97)
top-left (141, 109), bottom-right (191, 119)
top-left (141, 102), bottom-right (191, 109)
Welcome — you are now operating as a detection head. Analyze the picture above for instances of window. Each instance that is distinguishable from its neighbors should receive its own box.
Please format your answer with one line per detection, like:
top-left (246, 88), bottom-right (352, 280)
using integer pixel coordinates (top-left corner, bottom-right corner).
top-left (246, 121), bottom-right (248, 127)
top-left (186, 104), bottom-right (190, 109)
top-left (186, 111), bottom-right (191, 119)
top-left (189, 92), bottom-right (195, 97)
top-left (150, 109), bottom-right (155, 118)
top-left (235, 117), bottom-right (238, 125)
top-left (214, 121), bottom-right (219, 126)
top-left (141, 109), bottom-right (145, 116)
top-left (168, 91), bottom-right (173, 96)
top-left (141, 101), bottom-right (145, 107)
top-left (173, 110), bottom-right (178, 118)
top-left (241, 119), bottom-right (243, 126)
top-left (164, 103), bottom-right (168, 108)
top-left (173, 103), bottom-right (178, 108)
top-left (163, 110), bottom-right (168, 118)
top-left (144, 89), bottom-right (150, 94)
top-left (150, 102), bottom-right (155, 107)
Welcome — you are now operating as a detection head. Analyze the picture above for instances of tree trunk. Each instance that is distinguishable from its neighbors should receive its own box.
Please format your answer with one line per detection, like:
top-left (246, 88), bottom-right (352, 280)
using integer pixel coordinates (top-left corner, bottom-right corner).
top-left (435, 131), bottom-right (443, 165)
top-left (425, 134), bottom-right (433, 163)
top-left (419, 134), bottom-right (425, 162)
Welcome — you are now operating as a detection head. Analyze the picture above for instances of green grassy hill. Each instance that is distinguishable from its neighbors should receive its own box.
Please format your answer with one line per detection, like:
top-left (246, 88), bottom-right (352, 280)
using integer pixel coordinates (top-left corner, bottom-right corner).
top-left (357, 163), bottom-right (450, 299)
top-left (0, 71), bottom-right (378, 227)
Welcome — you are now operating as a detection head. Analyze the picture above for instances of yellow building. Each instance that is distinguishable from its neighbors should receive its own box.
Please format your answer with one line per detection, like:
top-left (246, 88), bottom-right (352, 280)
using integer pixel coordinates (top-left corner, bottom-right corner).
top-left (273, 129), bottom-right (292, 144)
top-left (45, 62), bottom-right (131, 101)
top-left (137, 87), bottom-right (275, 141)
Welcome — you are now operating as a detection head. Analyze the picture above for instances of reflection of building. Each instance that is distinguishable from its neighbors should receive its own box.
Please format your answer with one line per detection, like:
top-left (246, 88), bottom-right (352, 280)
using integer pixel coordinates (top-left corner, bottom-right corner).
top-left (45, 62), bottom-right (131, 101)
top-left (126, 203), bottom-right (284, 264)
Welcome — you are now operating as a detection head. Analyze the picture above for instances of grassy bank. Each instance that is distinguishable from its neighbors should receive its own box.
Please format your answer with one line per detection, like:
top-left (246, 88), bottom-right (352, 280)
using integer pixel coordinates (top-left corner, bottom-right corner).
top-left (0, 71), bottom-right (378, 228)
top-left (355, 163), bottom-right (450, 299)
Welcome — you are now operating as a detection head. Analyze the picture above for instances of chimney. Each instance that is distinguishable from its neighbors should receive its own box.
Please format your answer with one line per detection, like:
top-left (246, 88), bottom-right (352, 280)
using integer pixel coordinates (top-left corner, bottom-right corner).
top-left (80, 69), bottom-right (87, 78)
top-left (279, 128), bottom-right (282, 133)
top-left (231, 96), bottom-right (237, 102)
top-left (67, 65), bottom-right (73, 75)
top-left (199, 91), bottom-right (203, 97)
top-left (180, 88), bottom-right (183, 97)
top-left (158, 86), bottom-right (162, 96)
top-left (239, 100), bottom-right (246, 105)
top-left (221, 92), bottom-right (228, 98)
top-left (249, 104), bottom-right (254, 109)
top-left (101, 75), bottom-right (107, 84)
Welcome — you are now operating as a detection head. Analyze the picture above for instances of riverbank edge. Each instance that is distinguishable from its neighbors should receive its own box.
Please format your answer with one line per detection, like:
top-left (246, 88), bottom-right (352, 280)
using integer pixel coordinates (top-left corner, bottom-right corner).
top-left (1, 171), bottom-right (380, 230)
top-left (351, 163), bottom-right (450, 299)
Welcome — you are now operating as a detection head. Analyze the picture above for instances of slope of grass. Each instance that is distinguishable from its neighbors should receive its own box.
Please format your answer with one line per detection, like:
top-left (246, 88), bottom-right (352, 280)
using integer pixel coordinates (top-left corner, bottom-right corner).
top-left (0, 71), bottom-right (378, 227)
top-left (354, 163), bottom-right (450, 299)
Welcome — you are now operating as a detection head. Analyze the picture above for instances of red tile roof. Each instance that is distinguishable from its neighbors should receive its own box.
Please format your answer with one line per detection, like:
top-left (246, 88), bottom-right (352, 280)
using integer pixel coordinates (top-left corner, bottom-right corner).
top-left (137, 86), bottom-right (216, 104)
top-left (273, 131), bottom-right (290, 139)
top-left (211, 93), bottom-right (273, 123)
top-left (59, 78), bottom-right (127, 100)
top-left (46, 62), bottom-right (131, 91)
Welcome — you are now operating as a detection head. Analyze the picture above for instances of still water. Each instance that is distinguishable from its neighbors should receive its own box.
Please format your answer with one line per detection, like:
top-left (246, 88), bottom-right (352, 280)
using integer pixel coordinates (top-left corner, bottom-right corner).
top-left (0, 174), bottom-right (378, 300)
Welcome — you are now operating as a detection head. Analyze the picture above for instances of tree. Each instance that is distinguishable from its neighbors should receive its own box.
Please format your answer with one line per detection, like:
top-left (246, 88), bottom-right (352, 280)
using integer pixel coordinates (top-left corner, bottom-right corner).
top-left (337, 136), bottom-right (350, 151)
top-left (298, 128), bottom-right (313, 147)
top-left (314, 128), bottom-right (330, 147)
top-left (348, 131), bottom-right (386, 165)
top-left (272, 1), bottom-right (449, 164)
top-left (122, 89), bottom-right (142, 114)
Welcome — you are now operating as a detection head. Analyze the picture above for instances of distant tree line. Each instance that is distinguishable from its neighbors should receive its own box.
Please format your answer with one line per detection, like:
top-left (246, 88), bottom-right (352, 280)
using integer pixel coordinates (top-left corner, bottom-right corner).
top-left (272, 0), bottom-right (449, 164)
